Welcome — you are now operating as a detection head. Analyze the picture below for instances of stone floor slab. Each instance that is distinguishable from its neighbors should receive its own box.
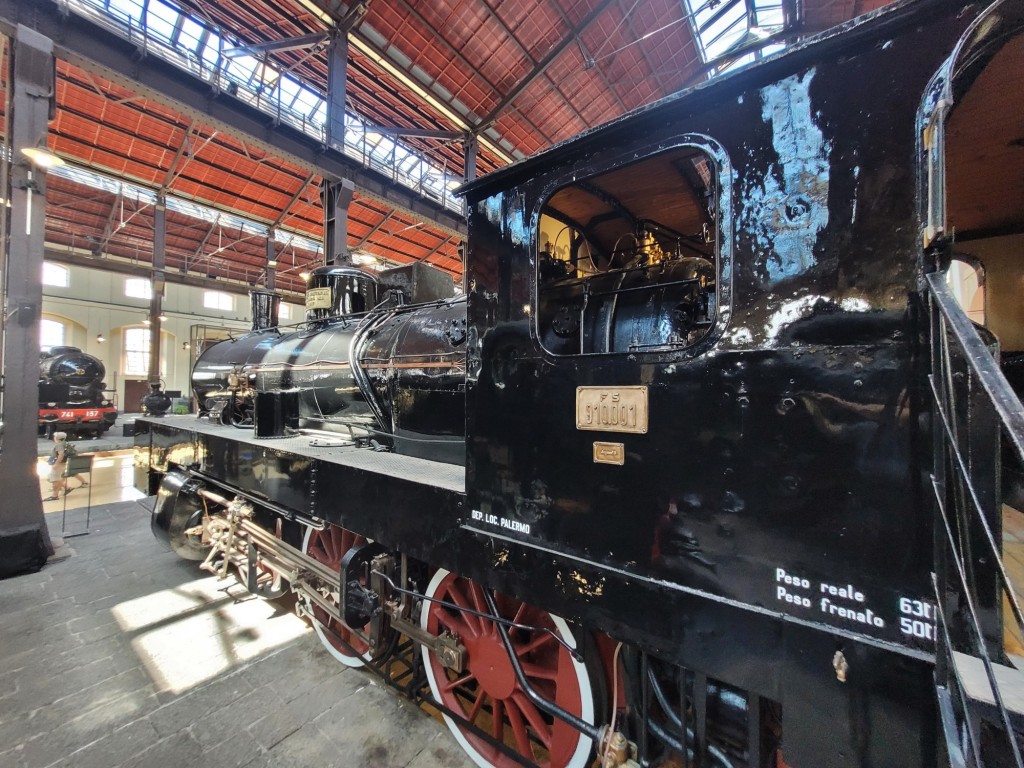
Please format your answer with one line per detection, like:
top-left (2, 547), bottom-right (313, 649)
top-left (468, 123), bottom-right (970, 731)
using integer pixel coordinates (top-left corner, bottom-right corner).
top-left (0, 500), bottom-right (476, 768)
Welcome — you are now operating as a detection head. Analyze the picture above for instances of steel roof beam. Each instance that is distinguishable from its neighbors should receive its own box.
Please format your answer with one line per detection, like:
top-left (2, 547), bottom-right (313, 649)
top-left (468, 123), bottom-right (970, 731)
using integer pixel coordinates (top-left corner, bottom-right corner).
top-left (272, 171), bottom-right (318, 228)
top-left (0, 23), bottom-right (56, 564)
top-left (348, 125), bottom-right (464, 140)
top-left (416, 235), bottom-right (452, 265)
top-left (0, 0), bottom-right (466, 238)
top-left (355, 210), bottom-right (392, 248)
top-left (148, 193), bottom-right (167, 388)
top-left (302, 1), bottom-right (513, 165)
top-left (188, 217), bottom-right (221, 268)
top-left (223, 32), bottom-right (330, 58)
top-left (478, 0), bottom-right (618, 130)
top-left (93, 189), bottom-right (125, 256)
top-left (161, 118), bottom-right (197, 188)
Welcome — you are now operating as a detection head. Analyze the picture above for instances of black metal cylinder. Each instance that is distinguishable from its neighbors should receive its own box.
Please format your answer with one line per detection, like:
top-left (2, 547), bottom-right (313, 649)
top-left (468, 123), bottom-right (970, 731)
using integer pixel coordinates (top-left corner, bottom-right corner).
top-left (249, 289), bottom-right (281, 331)
top-left (304, 265), bottom-right (379, 322)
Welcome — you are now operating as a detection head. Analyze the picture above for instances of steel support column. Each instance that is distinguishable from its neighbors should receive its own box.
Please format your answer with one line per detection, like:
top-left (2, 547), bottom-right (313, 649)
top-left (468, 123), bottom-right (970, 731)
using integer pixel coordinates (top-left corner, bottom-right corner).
top-left (323, 178), bottom-right (355, 265)
top-left (463, 133), bottom-right (478, 183)
top-left (0, 25), bottom-right (57, 574)
top-left (326, 36), bottom-right (347, 154)
top-left (266, 230), bottom-right (277, 292)
top-left (148, 193), bottom-right (166, 389)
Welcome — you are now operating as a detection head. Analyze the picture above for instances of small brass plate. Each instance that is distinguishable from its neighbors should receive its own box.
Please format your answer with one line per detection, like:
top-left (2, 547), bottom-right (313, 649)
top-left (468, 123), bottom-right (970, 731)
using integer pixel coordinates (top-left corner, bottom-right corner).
top-left (593, 442), bottom-right (625, 465)
top-left (576, 386), bottom-right (648, 434)
top-left (305, 287), bottom-right (332, 309)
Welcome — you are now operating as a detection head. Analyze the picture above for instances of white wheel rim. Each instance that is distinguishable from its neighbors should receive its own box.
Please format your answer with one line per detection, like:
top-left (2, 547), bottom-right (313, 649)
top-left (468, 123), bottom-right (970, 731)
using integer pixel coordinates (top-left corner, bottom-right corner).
top-left (419, 568), bottom-right (595, 768)
top-left (301, 526), bottom-right (372, 668)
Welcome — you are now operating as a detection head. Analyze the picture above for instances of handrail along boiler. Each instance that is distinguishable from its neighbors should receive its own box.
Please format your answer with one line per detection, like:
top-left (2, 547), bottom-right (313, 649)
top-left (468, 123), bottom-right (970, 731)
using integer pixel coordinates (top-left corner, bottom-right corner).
top-left (136, 1), bottom-right (1024, 765)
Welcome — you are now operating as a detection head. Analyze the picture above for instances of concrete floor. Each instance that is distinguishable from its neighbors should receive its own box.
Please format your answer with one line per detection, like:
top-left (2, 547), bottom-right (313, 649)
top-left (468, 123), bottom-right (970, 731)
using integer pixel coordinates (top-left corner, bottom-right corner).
top-left (0, 500), bottom-right (475, 768)
top-left (36, 413), bottom-right (141, 458)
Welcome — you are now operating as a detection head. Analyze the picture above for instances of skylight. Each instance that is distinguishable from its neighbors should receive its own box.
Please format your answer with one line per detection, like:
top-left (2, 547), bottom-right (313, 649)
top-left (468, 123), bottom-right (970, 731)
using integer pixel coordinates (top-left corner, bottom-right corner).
top-left (683, 0), bottom-right (792, 74)
top-left (67, 0), bottom-right (464, 213)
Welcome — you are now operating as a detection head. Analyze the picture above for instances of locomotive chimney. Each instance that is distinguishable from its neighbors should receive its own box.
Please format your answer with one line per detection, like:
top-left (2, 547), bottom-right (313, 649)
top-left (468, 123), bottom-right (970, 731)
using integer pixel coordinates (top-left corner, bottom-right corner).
top-left (249, 289), bottom-right (281, 331)
top-left (304, 264), bottom-right (379, 322)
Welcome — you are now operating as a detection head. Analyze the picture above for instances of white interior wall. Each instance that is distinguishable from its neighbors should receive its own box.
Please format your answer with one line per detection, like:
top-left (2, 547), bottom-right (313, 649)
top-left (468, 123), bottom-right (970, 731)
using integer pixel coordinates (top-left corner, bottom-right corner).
top-left (957, 234), bottom-right (1024, 352)
top-left (41, 262), bottom-right (302, 411)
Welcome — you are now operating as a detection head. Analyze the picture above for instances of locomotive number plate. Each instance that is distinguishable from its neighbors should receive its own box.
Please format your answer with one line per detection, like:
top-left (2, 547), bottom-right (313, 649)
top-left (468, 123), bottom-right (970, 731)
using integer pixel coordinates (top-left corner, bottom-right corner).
top-left (305, 287), bottom-right (332, 309)
top-left (576, 386), bottom-right (648, 434)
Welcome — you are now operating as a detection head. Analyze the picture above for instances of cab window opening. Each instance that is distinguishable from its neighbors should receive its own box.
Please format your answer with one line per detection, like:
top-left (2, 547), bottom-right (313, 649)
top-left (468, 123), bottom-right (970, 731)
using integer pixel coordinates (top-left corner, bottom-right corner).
top-left (536, 145), bottom-right (721, 356)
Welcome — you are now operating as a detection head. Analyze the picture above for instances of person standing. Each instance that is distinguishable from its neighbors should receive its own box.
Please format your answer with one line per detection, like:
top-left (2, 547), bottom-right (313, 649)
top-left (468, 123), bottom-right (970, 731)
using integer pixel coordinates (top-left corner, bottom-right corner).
top-left (43, 432), bottom-right (84, 501)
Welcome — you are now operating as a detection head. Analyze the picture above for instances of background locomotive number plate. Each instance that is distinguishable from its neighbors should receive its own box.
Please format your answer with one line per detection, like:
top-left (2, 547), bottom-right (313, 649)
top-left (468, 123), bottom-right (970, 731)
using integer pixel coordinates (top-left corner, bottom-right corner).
top-left (576, 386), bottom-right (648, 433)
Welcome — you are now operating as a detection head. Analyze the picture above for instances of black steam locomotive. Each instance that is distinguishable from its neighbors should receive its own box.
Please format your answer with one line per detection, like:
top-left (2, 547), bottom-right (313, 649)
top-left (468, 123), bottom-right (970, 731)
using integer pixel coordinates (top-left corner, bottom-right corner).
top-left (136, 1), bottom-right (1024, 765)
top-left (39, 346), bottom-right (118, 437)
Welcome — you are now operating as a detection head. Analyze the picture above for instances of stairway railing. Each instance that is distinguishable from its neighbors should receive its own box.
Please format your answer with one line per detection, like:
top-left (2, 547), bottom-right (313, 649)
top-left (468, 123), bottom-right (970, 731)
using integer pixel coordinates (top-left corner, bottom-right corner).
top-left (927, 270), bottom-right (1024, 767)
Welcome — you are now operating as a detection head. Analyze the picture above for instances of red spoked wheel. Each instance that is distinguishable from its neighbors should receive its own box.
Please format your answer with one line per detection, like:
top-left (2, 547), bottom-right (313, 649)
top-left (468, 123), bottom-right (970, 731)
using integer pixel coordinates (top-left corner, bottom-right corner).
top-left (420, 569), bottom-right (595, 768)
top-left (301, 525), bottom-right (374, 668)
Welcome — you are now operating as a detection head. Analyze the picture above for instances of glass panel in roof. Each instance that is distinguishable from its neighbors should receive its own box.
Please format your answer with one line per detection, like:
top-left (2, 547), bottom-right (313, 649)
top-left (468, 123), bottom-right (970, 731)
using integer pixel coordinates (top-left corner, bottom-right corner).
top-left (278, 77), bottom-right (301, 104)
top-left (253, 62), bottom-right (278, 87)
top-left (145, 1), bottom-right (178, 42)
top-left (718, 52), bottom-right (755, 73)
top-left (108, 0), bottom-right (143, 24)
top-left (226, 55), bottom-right (259, 82)
top-left (179, 18), bottom-right (204, 53)
top-left (293, 89), bottom-right (322, 116)
top-left (51, 160), bottom-right (323, 259)
top-left (201, 34), bottom-right (221, 67)
top-left (756, 4), bottom-right (785, 26)
top-left (398, 153), bottom-right (420, 174)
top-left (683, 0), bottom-right (792, 69)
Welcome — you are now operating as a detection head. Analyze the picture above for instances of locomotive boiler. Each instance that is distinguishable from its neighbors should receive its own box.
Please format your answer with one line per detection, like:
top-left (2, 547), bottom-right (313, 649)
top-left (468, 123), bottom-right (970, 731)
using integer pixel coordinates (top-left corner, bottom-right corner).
top-left (135, 1), bottom-right (1024, 766)
top-left (38, 346), bottom-right (117, 437)
top-left (191, 263), bottom-right (466, 464)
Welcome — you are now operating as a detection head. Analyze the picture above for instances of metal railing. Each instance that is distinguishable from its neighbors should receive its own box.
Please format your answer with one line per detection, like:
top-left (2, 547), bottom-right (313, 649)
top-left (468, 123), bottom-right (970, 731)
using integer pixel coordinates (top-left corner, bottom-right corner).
top-left (928, 270), bottom-right (1024, 767)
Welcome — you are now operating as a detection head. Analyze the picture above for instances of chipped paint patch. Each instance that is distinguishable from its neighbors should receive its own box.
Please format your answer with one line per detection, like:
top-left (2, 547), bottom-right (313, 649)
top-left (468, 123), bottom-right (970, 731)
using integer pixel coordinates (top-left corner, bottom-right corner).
top-left (744, 69), bottom-right (832, 282)
top-left (478, 192), bottom-right (529, 246)
top-left (556, 569), bottom-right (605, 598)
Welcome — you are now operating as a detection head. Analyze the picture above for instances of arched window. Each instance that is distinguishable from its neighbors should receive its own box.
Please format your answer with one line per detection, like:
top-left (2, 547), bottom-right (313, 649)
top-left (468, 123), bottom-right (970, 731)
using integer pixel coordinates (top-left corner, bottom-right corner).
top-left (40, 318), bottom-right (65, 351)
top-left (123, 327), bottom-right (152, 377)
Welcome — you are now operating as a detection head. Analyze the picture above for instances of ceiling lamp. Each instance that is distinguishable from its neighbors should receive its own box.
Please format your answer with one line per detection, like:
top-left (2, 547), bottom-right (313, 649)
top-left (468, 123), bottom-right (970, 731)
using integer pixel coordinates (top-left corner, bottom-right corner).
top-left (20, 144), bottom-right (65, 169)
top-left (300, 271), bottom-right (312, 281)
top-left (96, 333), bottom-right (105, 344)
top-left (267, 259), bottom-right (278, 268)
